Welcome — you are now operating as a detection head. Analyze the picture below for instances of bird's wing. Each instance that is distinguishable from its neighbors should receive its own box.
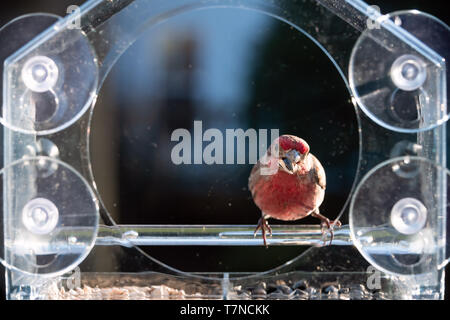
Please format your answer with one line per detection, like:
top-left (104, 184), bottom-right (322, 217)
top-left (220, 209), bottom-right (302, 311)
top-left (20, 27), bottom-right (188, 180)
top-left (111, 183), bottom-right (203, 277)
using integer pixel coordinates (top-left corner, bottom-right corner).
top-left (248, 160), bottom-right (262, 195)
top-left (310, 154), bottom-right (326, 190)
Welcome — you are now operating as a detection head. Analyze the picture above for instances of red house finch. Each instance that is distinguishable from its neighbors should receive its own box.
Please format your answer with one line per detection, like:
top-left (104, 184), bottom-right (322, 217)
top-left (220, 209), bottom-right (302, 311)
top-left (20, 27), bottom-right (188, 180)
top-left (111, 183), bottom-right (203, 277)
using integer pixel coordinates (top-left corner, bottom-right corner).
top-left (249, 135), bottom-right (341, 246)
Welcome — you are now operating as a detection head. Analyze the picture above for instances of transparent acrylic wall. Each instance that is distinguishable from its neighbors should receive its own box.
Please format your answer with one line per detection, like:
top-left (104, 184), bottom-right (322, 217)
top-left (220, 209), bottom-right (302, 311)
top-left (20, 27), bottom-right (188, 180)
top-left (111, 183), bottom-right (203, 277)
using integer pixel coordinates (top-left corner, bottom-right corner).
top-left (1, 0), bottom-right (448, 299)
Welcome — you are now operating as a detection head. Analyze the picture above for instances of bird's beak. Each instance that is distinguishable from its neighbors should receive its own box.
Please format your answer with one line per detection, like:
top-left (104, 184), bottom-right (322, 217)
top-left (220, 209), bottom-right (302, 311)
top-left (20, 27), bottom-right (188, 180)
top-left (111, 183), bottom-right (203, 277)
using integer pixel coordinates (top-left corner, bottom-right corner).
top-left (279, 157), bottom-right (295, 174)
top-left (279, 150), bottom-right (301, 174)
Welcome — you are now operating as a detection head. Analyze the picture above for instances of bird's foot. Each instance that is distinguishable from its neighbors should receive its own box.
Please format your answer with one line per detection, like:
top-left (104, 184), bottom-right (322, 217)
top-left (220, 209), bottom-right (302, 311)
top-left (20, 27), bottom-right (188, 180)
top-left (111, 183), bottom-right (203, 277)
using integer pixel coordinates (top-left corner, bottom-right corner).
top-left (254, 217), bottom-right (272, 248)
top-left (312, 211), bottom-right (341, 246)
top-left (319, 219), bottom-right (342, 245)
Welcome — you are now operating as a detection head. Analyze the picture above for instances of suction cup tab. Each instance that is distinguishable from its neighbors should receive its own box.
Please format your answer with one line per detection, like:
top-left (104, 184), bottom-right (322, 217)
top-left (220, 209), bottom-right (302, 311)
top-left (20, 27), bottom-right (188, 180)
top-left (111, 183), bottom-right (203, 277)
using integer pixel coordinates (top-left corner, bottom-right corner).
top-left (350, 10), bottom-right (449, 133)
top-left (0, 13), bottom-right (99, 135)
top-left (390, 197), bottom-right (427, 235)
top-left (0, 157), bottom-right (99, 277)
top-left (22, 198), bottom-right (60, 235)
top-left (390, 54), bottom-right (427, 92)
top-left (349, 157), bottom-right (447, 276)
top-left (21, 55), bottom-right (59, 93)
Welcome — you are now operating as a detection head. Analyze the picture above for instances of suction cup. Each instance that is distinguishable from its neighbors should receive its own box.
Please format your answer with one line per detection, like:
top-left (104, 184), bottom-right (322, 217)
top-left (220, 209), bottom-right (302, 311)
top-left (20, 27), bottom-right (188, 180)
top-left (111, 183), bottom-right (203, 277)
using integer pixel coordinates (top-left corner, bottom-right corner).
top-left (0, 13), bottom-right (98, 135)
top-left (0, 157), bottom-right (99, 277)
top-left (0, 14), bottom-right (61, 110)
top-left (349, 156), bottom-right (447, 276)
top-left (350, 10), bottom-right (449, 133)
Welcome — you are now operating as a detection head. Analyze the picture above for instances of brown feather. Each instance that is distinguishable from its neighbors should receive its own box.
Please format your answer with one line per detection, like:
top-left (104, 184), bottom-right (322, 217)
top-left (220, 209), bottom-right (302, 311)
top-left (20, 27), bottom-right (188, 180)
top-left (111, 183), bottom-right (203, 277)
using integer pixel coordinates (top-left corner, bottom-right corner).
top-left (310, 154), bottom-right (326, 190)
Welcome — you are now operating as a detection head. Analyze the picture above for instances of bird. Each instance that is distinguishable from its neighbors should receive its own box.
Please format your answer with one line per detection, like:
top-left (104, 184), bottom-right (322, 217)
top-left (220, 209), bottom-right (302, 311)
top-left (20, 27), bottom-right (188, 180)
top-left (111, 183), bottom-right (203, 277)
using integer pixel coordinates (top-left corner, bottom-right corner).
top-left (248, 134), bottom-right (341, 247)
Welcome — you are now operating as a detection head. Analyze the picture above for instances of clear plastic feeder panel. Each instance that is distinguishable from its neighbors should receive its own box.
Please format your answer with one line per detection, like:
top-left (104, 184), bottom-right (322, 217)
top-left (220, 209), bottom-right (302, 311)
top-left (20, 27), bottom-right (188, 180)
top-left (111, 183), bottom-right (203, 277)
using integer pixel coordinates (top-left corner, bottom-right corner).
top-left (0, 0), bottom-right (448, 300)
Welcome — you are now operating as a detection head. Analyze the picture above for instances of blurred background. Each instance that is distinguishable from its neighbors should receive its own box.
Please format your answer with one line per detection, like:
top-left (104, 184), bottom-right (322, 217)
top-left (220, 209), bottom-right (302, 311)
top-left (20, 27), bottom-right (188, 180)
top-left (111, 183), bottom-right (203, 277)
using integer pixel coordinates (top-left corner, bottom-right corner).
top-left (0, 0), bottom-right (448, 300)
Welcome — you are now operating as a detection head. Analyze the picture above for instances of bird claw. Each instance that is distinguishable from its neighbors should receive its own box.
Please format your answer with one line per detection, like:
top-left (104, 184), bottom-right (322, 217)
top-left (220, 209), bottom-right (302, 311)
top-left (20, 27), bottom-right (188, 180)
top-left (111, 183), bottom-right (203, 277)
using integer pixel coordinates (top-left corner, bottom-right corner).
top-left (311, 211), bottom-right (341, 246)
top-left (319, 219), bottom-right (341, 246)
top-left (254, 217), bottom-right (272, 248)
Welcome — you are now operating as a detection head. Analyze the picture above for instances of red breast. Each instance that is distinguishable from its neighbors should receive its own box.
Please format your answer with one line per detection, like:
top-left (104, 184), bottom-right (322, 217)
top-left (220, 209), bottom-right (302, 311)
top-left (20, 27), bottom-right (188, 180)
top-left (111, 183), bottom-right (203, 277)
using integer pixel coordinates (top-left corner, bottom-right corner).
top-left (249, 155), bottom-right (325, 221)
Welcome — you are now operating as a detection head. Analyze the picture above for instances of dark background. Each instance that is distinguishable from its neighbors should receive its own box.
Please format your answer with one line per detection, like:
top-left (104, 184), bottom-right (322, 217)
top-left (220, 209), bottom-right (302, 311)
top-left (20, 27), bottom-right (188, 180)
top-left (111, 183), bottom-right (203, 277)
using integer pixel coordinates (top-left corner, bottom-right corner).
top-left (0, 0), bottom-right (448, 300)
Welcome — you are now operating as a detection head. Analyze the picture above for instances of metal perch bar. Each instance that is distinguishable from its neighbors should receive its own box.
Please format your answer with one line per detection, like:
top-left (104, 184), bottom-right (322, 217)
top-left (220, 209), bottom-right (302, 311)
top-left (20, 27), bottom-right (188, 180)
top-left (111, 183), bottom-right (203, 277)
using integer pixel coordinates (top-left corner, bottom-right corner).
top-left (96, 224), bottom-right (353, 246)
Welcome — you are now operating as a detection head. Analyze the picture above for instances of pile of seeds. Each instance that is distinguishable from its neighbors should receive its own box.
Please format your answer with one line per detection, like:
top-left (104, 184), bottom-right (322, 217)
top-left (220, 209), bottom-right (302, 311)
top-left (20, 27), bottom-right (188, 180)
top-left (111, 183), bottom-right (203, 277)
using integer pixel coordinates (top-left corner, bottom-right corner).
top-left (229, 279), bottom-right (388, 300)
top-left (44, 279), bottom-right (388, 300)
top-left (45, 284), bottom-right (191, 300)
